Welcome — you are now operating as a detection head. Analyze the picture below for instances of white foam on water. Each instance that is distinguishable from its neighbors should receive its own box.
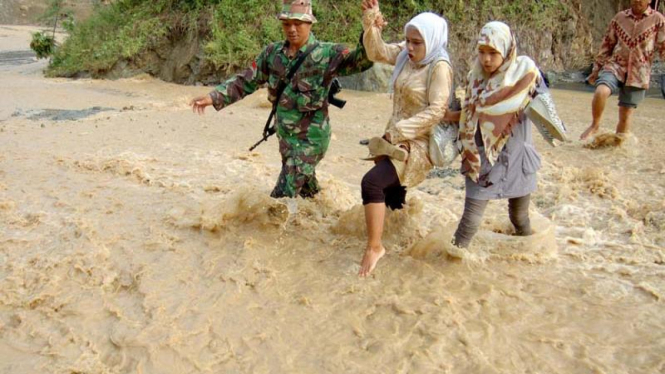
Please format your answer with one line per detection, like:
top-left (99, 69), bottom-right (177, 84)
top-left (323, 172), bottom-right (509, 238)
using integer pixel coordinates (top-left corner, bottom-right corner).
top-left (1, 32), bottom-right (664, 373)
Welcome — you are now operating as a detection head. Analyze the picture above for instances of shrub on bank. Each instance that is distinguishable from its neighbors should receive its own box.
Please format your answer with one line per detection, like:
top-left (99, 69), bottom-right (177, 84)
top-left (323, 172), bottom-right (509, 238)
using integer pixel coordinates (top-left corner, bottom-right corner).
top-left (47, 1), bottom-right (169, 77)
top-left (47, 0), bottom-right (565, 79)
top-left (30, 31), bottom-right (56, 59)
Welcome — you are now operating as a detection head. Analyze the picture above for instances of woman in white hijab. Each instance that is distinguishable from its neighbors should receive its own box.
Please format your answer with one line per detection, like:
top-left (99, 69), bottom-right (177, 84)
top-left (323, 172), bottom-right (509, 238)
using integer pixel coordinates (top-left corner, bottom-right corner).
top-left (358, 0), bottom-right (453, 277)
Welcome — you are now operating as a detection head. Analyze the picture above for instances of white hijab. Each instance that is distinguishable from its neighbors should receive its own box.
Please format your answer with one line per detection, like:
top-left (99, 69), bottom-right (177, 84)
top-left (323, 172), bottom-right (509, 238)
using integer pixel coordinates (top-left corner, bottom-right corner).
top-left (390, 12), bottom-right (451, 92)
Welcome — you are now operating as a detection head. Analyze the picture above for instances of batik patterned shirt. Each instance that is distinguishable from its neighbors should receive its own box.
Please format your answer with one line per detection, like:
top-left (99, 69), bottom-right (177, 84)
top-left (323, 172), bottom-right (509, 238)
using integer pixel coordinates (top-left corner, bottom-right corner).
top-left (590, 7), bottom-right (665, 89)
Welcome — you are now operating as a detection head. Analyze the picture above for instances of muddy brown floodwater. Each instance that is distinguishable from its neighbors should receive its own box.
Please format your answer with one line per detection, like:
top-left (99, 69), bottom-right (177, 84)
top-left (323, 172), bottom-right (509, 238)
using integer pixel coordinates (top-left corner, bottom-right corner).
top-left (1, 25), bottom-right (664, 374)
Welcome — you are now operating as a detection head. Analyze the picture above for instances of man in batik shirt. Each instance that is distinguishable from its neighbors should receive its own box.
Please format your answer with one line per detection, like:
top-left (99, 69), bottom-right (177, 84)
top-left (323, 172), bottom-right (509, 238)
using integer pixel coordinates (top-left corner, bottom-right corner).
top-left (191, 0), bottom-right (372, 198)
top-left (581, 0), bottom-right (665, 140)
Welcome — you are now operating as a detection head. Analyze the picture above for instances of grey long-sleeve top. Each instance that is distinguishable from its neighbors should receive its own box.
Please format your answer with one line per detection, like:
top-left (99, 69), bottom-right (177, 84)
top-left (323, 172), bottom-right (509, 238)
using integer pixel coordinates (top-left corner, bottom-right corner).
top-left (464, 81), bottom-right (548, 200)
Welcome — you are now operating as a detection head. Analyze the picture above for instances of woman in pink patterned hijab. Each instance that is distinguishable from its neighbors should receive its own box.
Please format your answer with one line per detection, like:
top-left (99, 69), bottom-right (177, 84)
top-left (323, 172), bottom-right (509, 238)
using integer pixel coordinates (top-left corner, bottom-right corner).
top-left (458, 21), bottom-right (540, 183)
top-left (444, 21), bottom-right (545, 249)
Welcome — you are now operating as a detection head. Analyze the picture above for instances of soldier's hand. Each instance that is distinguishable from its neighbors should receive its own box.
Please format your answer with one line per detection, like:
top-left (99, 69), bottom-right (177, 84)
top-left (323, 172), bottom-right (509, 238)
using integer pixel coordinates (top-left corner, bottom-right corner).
top-left (376, 12), bottom-right (387, 28)
top-left (190, 95), bottom-right (213, 115)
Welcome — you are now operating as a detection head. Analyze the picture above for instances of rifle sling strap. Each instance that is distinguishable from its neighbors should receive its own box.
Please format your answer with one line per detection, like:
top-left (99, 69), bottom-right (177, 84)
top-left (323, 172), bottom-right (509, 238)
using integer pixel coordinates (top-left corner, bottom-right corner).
top-left (263, 43), bottom-right (320, 136)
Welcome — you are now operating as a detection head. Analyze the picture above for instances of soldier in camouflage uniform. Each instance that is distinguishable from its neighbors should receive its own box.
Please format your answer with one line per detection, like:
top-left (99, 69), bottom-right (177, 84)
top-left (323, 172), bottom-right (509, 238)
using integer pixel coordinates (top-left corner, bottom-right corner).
top-left (191, 0), bottom-right (372, 198)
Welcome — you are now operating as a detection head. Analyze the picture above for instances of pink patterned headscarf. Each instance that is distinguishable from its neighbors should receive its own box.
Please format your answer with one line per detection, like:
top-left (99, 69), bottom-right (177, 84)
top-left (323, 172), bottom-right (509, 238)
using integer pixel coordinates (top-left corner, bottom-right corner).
top-left (459, 21), bottom-right (540, 183)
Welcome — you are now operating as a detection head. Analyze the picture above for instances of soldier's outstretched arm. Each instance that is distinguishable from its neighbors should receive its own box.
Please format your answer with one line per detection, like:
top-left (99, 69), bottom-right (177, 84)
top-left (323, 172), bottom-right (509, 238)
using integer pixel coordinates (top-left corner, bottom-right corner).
top-left (206, 46), bottom-right (272, 112)
top-left (332, 31), bottom-right (374, 77)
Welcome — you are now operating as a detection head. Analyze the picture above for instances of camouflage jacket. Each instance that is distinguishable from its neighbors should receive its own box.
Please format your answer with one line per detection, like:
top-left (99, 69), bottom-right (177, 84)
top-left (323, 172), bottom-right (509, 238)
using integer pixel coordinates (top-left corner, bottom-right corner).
top-left (209, 34), bottom-right (372, 143)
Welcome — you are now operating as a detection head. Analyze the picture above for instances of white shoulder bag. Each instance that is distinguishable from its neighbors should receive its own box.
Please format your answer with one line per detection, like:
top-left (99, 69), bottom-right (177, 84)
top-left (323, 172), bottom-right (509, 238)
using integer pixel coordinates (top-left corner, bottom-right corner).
top-left (427, 59), bottom-right (459, 168)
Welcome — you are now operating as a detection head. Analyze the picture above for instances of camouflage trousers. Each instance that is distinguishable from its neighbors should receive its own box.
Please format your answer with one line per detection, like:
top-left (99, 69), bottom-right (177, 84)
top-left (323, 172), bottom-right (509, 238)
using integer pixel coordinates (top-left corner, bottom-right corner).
top-left (270, 133), bottom-right (329, 199)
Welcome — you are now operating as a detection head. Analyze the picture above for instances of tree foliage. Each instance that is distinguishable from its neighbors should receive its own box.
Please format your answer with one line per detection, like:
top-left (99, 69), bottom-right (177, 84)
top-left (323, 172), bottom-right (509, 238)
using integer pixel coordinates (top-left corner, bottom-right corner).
top-left (47, 0), bottom-right (566, 78)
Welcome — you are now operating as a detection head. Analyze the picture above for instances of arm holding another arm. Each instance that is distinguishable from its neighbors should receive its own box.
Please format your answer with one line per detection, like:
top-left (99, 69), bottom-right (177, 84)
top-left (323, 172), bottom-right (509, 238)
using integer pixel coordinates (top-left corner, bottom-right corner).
top-left (333, 30), bottom-right (374, 77)
top-left (361, 6), bottom-right (403, 65)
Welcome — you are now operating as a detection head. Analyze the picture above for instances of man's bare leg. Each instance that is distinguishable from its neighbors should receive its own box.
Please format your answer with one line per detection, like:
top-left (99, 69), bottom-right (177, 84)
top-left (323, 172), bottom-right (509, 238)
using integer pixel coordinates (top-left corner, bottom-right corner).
top-left (616, 105), bottom-right (634, 135)
top-left (359, 203), bottom-right (386, 277)
top-left (581, 85), bottom-right (612, 140)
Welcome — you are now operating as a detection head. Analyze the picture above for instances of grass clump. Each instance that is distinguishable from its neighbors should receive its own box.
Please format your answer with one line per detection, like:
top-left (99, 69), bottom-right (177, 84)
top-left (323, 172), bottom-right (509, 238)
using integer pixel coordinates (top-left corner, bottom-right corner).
top-left (30, 32), bottom-right (56, 59)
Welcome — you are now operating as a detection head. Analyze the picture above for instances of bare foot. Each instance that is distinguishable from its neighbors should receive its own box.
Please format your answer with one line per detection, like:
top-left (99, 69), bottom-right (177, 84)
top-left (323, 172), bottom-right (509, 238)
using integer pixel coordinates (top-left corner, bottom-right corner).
top-left (580, 125), bottom-right (599, 140)
top-left (358, 245), bottom-right (386, 277)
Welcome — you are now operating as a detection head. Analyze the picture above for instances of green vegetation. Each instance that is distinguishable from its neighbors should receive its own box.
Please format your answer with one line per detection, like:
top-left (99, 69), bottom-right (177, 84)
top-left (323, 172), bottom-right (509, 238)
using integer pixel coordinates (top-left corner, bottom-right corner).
top-left (30, 0), bottom-right (72, 59)
top-left (30, 31), bottom-right (56, 59)
top-left (40, 0), bottom-right (74, 30)
top-left (46, 0), bottom-right (566, 78)
top-left (48, 1), bottom-right (170, 77)
top-left (204, 1), bottom-right (282, 73)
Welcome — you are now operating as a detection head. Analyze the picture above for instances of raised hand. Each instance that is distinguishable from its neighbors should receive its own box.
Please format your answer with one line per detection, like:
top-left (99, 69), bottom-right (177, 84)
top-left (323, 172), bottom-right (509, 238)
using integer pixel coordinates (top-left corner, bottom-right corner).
top-left (362, 0), bottom-right (387, 28)
top-left (361, 0), bottom-right (379, 12)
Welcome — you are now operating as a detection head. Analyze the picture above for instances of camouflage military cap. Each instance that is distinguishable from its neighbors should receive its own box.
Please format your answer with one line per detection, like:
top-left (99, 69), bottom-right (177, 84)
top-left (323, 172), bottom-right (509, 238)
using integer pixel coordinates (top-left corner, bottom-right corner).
top-left (278, 0), bottom-right (317, 24)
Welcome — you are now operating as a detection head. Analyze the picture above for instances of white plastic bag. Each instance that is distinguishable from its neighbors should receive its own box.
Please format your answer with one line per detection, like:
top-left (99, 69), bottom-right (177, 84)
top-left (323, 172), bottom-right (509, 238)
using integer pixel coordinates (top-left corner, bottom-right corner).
top-left (429, 122), bottom-right (459, 168)
top-left (525, 92), bottom-right (568, 147)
